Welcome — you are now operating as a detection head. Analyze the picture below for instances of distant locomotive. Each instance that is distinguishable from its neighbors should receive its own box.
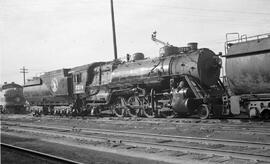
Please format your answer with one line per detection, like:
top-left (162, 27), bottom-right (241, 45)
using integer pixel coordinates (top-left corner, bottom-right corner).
top-left (223, 33), bottom-right (270, 119)
top-left (24, 33), bottom-right (225, 119)
top-left (0, 82), bottom-right (26, 114)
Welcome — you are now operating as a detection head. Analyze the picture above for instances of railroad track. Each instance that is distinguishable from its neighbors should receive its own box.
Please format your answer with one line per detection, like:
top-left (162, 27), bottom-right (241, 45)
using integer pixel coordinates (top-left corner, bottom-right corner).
top-left (102, 117), bottom-right (270, 131)
top-left (3, 114), bottom-right (270, 130)
top-left (4, 121), bottom-right (270, 149)
top-left (101, 119), bottom-right (270, 135)
top-left (3, 117), bottom-right (270, 135)
top-left (1, 143), bottom-right (83, 164)
top-left (2, 121), bottom-right (270, 163)
top-left (48, 116), bottom-right (270, 131)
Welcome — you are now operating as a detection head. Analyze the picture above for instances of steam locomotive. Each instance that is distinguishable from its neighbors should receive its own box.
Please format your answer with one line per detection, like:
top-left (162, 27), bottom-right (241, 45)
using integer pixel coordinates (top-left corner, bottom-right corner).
top-left (24, 33), bottom-right (225, 119)
top-left (0, 82), bottom-right (26, 114)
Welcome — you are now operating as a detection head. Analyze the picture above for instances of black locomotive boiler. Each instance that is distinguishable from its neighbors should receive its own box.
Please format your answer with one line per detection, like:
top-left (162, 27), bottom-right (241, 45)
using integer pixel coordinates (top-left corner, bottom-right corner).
top-left (24, 36), bottom-right (225, 118)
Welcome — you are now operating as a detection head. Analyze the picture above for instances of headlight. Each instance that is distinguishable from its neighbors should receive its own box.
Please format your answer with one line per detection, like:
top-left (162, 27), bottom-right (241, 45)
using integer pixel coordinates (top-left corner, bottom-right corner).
top-left (15, 97), bottom-right (20, 102)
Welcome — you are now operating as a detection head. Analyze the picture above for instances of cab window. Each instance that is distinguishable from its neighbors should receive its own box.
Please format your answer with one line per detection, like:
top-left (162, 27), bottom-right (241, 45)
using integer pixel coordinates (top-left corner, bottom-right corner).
top-left (74, 73), bottom-right (82, 84)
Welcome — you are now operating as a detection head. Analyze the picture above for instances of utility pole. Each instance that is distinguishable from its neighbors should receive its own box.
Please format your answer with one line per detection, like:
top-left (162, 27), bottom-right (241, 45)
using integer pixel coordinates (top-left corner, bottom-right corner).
top-left (20, 66), bottom-right (28, 86)
top-left (110, 0), bottom-right (118, 60)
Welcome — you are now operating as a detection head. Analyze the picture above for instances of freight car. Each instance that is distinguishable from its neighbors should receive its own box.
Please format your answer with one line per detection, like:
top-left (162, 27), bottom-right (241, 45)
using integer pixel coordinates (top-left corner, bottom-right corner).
top-left (24, 35), bottom-right (226, 119)
top-left (0, 82), bottom-right (26, 114)
top-left (223, 33), bottom-right (270, 119)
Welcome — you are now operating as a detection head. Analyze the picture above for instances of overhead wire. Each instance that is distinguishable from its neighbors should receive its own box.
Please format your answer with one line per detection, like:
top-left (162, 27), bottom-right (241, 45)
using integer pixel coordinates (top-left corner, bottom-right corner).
top-left (118, 0), bottom-right (270, 15)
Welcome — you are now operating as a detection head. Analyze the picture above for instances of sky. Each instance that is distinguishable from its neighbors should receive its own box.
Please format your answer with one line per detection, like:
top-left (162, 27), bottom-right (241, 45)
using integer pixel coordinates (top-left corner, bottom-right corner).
top-left (1, 0), bottom-right (270, 85)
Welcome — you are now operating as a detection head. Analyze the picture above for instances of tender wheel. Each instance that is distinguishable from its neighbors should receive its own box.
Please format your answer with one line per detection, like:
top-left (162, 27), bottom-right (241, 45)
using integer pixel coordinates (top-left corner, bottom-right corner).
top-left (127, 96), bottom-right (141, 117)
top-left (43, 106), bottom-right (49, 115)
top-left (90, 106), bottom-right (101, 116)
top-left (0, 106), bottom-right (3, 114)
top-left (143, 107), bottom-right (156, 118)
top-left (113, 97), bottom-right (126, 117)
top-left (198, 104), bottom-right (210, 119)
top-left (262, 110), bottom-right (270, 120)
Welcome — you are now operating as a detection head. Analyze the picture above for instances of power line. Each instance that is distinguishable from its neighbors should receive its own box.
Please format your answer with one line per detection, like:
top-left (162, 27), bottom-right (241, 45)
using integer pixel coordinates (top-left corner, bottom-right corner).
top-left (20, 66), bottom-right (28, 86)
top-left (116, 1), bottom-right (270, 16)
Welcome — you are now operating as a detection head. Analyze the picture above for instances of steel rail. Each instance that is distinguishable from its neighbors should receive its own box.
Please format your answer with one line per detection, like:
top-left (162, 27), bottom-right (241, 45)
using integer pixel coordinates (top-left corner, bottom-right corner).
top-left (3, 124), bottom-right (270, 162)
top-left (1, 143), bottom-right (83, 164)
top-left (103, 118), bottom-right (270, 129)
top-left (3, 127), bottom-right (270, 162)
top-left (214, 128), bottom-right (270, 135)
top-left (79, 127), bottom-right (270, 149)
top-left (3, 119), bottom-right (270, 134)
top-left (3, 121), bottom-right (270, 149)
top-left (101, 119), bottom-right (270, 134)
top-left (52, 116), bottom-right (269, 129)
top-left (3, 117), bottom-right (270, 130)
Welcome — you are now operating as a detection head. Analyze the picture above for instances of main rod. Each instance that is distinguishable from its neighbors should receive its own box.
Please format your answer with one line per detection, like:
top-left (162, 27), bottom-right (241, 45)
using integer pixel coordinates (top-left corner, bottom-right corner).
top-left (110, 0), bottom-right (118, 60)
